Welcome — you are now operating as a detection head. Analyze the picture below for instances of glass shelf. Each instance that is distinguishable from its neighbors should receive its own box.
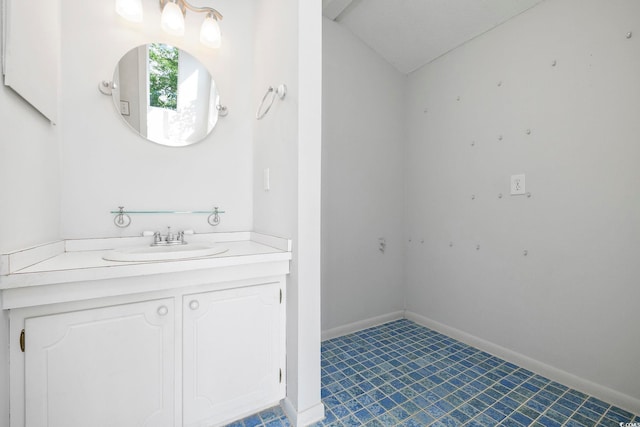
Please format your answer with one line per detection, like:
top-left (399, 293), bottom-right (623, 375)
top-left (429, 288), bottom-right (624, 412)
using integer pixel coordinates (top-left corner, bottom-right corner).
top-left (111, 206), bottom-right (224, 228)
top-left (109, 209), bottom-right (226, 214)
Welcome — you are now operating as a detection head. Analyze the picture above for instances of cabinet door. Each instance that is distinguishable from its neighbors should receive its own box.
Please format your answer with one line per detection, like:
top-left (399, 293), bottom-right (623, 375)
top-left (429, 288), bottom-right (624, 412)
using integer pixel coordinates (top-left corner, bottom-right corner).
top-left (24, 299), bottom-right (175, 427)
top-left (183, 282), bottom-right (286, 427)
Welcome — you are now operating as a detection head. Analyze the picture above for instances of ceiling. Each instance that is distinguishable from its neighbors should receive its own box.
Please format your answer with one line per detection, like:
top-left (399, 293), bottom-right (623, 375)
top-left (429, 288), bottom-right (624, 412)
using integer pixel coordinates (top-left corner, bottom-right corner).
top-left (323, 0), bottom-right (546, 74)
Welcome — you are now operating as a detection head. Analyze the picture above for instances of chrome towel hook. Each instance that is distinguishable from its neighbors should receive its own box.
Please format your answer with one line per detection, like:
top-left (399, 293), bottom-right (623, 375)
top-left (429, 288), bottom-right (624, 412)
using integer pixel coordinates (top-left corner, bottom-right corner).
top-left (256, 84), bottom-right (287, 120)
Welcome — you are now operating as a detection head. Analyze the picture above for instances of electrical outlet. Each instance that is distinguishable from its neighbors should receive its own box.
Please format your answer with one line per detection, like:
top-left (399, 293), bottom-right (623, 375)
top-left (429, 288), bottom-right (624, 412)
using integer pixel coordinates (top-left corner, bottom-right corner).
top-left (511, 174), bottom-right (526, 195)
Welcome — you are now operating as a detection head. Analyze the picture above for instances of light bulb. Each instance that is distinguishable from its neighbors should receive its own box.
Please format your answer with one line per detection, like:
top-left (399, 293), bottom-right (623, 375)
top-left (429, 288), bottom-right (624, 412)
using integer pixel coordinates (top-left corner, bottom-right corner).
top-left (200, 14), bottom-right (221, 48)
top-left (161, 1), bottom-right (185, 36)
top-left (115, 0), bottom-right (143, 22)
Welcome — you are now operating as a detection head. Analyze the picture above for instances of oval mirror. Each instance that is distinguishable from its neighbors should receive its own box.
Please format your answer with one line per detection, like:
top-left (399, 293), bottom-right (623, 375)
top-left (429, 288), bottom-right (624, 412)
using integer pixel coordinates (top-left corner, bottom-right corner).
top-left (111, 43), bottom-right (220, 147)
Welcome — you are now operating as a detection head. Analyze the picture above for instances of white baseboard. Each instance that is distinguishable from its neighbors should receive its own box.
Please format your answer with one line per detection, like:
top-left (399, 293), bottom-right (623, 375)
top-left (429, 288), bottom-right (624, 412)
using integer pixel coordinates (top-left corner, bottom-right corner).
top-left (281, 398), bottom-right (325, 427)
top-left (404, 311), bottom-right (640, 416)
top-left (321, 311), bottom-right (405, 341)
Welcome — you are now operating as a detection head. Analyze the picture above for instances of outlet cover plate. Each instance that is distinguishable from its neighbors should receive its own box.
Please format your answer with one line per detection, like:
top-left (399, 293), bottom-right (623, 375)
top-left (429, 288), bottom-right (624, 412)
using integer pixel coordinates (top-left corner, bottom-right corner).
top-left (511, 174), bottom-right (526, 195)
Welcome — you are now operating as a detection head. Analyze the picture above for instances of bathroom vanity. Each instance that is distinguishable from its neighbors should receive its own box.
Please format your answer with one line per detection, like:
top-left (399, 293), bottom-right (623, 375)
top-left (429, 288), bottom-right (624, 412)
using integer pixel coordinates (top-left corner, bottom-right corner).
top-left (0, 232), bottom-right (291, 427)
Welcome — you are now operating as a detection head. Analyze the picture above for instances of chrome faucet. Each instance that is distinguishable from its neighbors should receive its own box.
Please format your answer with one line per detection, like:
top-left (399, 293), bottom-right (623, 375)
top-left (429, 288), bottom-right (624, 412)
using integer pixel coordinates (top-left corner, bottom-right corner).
top-left (151, 227), bottom-right (187, 246)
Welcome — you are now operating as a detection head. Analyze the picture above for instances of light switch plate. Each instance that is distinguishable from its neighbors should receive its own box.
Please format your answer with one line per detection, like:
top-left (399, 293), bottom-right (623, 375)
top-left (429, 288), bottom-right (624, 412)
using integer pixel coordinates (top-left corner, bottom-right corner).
top-left (120, 100), bottom-right (130, 116)
top-left (263, 168), bottom-right (270, 191)
top-left (511, 174), bottom-right (526, 195)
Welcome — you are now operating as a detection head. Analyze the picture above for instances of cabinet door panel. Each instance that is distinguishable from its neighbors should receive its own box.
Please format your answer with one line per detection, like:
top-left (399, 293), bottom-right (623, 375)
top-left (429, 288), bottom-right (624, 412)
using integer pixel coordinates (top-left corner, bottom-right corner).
top-left (25, 299), bottom-right (175, 427)
top-left (183, 283), bottom-right (285, 427)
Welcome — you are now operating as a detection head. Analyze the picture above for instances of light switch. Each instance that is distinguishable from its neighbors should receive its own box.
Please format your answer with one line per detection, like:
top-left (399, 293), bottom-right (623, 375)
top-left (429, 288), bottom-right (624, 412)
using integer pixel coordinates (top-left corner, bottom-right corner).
top-left (263, 168), bottom-right (270, 191)
top-left (119, 100), bottom-right (130, 115)
top-left (511, 174), bottom-right (526, 195)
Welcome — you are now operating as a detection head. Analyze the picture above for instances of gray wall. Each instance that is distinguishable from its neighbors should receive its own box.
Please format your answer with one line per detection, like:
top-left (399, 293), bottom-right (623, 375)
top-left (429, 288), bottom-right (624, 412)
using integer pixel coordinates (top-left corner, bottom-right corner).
top-left (322, 18), bottom-right (406, 336)
top-left (405, 0), bottom-right (640, 409)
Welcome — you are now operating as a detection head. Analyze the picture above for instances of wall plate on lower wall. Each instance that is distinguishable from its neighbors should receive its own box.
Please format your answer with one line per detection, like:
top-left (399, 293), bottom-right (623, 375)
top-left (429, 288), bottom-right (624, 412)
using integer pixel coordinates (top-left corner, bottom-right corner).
top-left (511, 174), bottom-right (526, 195)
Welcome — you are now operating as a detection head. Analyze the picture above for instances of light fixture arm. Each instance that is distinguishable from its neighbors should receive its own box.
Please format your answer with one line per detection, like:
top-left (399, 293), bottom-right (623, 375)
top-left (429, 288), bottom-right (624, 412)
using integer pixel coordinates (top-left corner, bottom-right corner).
top-left (159, 0), bottom-right (223, 21)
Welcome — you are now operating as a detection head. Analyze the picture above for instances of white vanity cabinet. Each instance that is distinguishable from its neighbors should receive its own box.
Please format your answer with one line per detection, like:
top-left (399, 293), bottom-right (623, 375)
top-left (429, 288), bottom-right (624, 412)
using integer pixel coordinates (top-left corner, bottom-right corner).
top-left (2, 233), bottom-right (292, 427)
top-left (23, 299), bottom-right (176, 427)
top-left (182, 283), bottom-right (286, 427)
top-left (10, 279), bottom-right (287, 427)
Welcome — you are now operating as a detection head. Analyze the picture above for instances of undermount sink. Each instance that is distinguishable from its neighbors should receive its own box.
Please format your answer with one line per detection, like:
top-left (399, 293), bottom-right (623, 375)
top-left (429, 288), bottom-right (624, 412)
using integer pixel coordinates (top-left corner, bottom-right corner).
top-left (103, 243), bottom-right (228, 262)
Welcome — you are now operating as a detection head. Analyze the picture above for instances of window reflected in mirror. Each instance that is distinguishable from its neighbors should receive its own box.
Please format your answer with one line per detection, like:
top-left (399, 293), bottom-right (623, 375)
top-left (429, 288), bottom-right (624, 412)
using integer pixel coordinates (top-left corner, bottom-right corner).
top-left (149, 43), bottom-right (178, 111)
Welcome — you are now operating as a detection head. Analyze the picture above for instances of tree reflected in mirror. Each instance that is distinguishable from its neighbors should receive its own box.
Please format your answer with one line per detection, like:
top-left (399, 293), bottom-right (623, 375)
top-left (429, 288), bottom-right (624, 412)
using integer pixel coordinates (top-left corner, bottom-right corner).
top-left (148, 43), bottom-right (178, 111)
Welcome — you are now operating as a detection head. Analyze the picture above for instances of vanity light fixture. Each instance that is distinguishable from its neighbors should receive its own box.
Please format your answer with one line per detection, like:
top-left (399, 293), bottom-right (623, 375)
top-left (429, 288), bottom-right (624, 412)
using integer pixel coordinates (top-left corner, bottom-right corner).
top-left (116, 0), bottom-right (223, 48)
top-left (199, 12), bottom-right (222, 48)
top-left (160, 0), bottom-right (186, 36)
top-left (160, 0), bottom-right (223, 48)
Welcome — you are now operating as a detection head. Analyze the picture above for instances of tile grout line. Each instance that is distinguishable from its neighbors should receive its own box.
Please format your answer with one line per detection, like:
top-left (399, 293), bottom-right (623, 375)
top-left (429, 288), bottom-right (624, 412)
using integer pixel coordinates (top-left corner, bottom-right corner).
top-left (329, 323), bottom-right (517, 423)
top-left (325, 322), bottom-right (533, 425)
top-left (289, 320), bottom-right (638, 427)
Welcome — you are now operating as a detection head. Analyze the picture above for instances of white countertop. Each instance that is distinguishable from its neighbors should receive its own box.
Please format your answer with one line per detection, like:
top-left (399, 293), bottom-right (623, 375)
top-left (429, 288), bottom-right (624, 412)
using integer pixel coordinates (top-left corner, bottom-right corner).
top-left (0, 232), bottom-right (292, 292)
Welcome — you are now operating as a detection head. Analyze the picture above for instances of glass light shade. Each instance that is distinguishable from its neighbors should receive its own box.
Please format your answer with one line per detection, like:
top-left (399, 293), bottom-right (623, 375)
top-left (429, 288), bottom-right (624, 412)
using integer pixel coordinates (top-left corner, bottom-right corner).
top-left (200, 15), bottom-right (221, 48)
top-left (161, 1), bottom-right (185, 36)
top-left (115, 0), bottom-right (143, 22)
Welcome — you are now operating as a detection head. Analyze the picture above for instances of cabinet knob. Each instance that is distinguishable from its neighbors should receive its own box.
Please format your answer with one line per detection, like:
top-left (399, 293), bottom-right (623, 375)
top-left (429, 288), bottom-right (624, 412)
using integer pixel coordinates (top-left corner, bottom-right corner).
top-left (157, 305), bottom-right (169, 316)
top-left (189, 300), bottom-right (200, 310)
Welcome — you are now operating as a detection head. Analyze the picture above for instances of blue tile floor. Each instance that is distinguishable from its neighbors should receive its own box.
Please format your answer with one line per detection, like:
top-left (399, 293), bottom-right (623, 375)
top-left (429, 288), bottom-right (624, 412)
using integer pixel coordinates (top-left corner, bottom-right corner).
top-left (227, 319), bottom-right (639, 426)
